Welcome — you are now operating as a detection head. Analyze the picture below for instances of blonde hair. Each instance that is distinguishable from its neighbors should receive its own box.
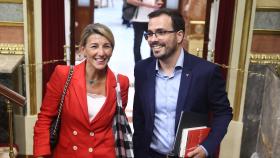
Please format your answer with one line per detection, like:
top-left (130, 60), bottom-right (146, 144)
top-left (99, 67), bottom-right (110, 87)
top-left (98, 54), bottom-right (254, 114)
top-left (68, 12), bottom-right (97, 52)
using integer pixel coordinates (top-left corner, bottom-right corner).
top-left (79, 23), bottom-right (115, 49)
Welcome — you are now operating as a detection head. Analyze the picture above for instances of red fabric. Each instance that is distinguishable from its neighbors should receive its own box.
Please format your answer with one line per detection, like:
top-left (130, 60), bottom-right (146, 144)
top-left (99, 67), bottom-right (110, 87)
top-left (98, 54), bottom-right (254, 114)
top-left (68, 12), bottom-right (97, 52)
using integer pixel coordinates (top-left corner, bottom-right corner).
top-left (33, 62), bottom-right (129, 158)
top-left (214, 0), bottom-right (235, 80)
top-left (42, 0), bottom-right (66, 96)
top-left (210, 1), bottom-right (235, 157)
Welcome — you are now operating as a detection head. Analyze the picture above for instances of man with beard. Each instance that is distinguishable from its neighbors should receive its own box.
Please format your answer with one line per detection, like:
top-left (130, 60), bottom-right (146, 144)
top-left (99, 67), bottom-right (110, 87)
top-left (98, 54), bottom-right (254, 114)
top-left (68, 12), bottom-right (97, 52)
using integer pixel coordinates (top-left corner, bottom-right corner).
top-left (132, 8), bottom-right (232, 158)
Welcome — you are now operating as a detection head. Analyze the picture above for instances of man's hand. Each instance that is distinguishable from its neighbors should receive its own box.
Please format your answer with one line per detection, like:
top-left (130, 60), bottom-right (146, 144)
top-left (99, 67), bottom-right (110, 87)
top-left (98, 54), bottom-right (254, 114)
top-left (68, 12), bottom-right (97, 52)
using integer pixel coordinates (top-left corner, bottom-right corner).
top-left (186, 146), bottom-right (206, 158)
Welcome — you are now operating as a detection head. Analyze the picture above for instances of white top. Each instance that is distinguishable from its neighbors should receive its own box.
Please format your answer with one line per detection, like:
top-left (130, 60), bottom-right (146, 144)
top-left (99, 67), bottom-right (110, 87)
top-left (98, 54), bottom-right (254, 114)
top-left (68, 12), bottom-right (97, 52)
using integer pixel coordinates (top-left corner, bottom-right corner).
top-left (131, 0), bottom-right (157, 22)
top-left (87, 93), bottom-right (106, 122)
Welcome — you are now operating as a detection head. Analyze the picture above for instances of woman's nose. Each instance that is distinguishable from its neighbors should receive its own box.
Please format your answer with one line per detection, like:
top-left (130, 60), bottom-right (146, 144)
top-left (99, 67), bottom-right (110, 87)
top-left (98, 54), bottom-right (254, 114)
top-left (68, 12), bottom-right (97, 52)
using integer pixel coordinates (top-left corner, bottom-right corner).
top-left (96, 47), bottom-right (106, 55)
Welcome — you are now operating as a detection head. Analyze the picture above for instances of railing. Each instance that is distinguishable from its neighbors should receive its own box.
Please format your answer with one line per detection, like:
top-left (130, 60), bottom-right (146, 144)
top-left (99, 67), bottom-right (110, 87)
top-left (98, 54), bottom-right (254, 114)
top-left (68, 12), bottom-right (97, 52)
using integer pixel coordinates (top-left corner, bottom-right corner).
top-left (0, 83), bottom-right (25, 158)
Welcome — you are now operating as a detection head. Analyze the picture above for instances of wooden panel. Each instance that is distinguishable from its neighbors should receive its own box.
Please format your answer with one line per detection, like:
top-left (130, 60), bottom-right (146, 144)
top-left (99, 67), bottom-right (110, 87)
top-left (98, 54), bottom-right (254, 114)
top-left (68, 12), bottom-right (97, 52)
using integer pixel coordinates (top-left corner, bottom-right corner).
top-left (257, 0), bottom-right (280, 8)
top-left (188, 39), bottom-right (203, 57)
top-left (251, 34), bottom-right (280, 53)
top-left (0, 26), bottom-right (23, 43)
top-left (180, 0), bottom-right (206, 53)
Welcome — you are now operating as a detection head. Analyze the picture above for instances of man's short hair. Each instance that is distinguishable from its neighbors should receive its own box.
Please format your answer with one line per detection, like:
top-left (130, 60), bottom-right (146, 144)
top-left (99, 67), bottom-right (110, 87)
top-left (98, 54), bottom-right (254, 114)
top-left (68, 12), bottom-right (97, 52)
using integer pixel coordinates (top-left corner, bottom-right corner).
top-left (148, 8), bottom-right (185, 32)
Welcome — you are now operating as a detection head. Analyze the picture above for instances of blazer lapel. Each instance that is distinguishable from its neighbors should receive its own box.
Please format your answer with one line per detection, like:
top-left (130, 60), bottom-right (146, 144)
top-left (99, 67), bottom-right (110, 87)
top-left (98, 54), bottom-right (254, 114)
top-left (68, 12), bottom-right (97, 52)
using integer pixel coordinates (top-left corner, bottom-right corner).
top-left (175, 52), bottom-right (193, 129)
top-left (91, 68), bottom-right (117, 125)
top-left (72, 61), bottom-right (90, 124)
top-left (145, 60), bottom-right (157, 123)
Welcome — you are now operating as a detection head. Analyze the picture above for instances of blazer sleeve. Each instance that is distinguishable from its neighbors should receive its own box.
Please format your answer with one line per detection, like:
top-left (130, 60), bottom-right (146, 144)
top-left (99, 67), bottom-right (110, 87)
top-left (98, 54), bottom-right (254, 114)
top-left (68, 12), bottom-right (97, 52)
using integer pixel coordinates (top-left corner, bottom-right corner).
top-left (119, 74), bottom-right (129, 110)
top-left (201, 65), bottom-right (233, 155)
top-left (33, 65), bottom-right (70, 157)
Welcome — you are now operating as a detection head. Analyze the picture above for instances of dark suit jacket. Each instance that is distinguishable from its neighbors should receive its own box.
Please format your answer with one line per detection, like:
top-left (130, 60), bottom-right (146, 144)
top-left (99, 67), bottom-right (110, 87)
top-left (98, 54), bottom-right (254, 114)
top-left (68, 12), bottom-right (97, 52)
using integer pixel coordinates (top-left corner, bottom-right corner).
top-left (132, 51), bottom-right (233, 157)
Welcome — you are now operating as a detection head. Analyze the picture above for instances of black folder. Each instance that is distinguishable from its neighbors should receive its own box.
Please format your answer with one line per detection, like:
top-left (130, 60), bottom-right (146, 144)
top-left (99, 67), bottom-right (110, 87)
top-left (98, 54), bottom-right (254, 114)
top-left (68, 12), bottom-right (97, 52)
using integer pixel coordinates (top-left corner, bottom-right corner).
top-left (171, 111), bottom-right (209, 156)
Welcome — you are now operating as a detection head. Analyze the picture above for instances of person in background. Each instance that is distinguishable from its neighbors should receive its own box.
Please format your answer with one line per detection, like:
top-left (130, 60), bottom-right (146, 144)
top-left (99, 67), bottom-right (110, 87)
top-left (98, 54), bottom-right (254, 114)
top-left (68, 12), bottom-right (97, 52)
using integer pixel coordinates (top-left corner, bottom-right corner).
top-left (33, 23), bottom-right (129, 158)
top-left (127, 0), bottom-right (163, 63)
top-left (133, 8), bottom-right (233, 158)
top-left (122, 16), bottom-right (132, 28)
top-left (121, 0), bottom-right (132, 27)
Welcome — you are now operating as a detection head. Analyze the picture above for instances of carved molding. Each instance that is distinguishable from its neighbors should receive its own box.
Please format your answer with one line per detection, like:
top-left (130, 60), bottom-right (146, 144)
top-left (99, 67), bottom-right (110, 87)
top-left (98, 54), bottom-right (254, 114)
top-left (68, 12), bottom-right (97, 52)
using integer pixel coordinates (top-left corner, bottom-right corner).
top-left (0, 21), bottom-right (23, 26)
top-left (256, 7), bottom-right (280, 12)
top-left (250, 53), bottom-right (280, 64)
top-left (253, 29), bottom-right (280, 35)
top-left (0, 43), bottom-right (24, 55)
top-left (250, 53), bottom-right (280, 77)
top-left (0, 0), bottom-right (22, 3)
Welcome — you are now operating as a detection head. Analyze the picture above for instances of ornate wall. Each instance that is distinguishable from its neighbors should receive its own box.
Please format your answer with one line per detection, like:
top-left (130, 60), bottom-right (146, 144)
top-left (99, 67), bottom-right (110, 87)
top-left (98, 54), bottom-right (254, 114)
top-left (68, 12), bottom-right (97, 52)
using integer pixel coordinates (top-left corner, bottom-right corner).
top-left (241, 0), bottom-right (280, 157)
top-left (180, 0), bottom-right (206, 57)
top-left (0, 0), bottom-right (24, 145)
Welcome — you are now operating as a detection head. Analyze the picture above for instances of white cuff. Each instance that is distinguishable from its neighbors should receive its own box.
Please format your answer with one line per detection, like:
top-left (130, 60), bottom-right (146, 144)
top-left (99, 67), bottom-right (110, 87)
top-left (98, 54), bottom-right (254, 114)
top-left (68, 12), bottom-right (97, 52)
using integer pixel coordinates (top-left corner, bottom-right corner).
top-left (199, 145), bottom-right (208, 157)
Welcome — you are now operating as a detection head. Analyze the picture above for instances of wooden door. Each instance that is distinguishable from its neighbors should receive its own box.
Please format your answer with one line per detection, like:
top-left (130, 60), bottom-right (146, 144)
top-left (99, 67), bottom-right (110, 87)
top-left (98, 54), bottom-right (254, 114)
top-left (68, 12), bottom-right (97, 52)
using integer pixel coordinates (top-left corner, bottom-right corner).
top-left (74, 0), bottom-right (94, 45)
top-left (70, 0), bottom-right (94, 64)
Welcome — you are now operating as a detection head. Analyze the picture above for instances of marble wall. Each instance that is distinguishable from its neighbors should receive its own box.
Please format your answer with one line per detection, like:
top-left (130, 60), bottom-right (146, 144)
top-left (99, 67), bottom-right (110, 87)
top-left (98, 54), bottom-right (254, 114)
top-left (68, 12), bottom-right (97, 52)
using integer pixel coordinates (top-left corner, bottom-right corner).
top-left (240, 64), bottom-right (266, 158)
top-left (251, 9), bottom-right (280, 54)
top-left (0, 2), bottom-right (24, 44)
top-left (0, 3), bottom-right (23, 22)
top-left (241, 64), bottom-right (280, 158)
top-left (256, 65), bottom-right (280, 158)
top-left (254, 11), bottom-right (280, 30)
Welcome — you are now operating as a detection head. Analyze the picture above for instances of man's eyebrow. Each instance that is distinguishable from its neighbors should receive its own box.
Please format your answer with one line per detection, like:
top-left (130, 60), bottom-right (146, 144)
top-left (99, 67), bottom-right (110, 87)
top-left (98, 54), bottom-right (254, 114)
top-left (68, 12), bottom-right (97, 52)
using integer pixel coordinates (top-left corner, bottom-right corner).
top-left (147, 28), bottom-right (165, 32)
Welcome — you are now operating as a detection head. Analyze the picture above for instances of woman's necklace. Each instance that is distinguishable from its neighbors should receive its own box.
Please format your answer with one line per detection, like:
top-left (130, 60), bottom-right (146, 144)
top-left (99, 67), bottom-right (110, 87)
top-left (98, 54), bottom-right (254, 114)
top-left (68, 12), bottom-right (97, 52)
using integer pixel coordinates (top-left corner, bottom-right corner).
top-left (88, 79), bottom-right (99, 85)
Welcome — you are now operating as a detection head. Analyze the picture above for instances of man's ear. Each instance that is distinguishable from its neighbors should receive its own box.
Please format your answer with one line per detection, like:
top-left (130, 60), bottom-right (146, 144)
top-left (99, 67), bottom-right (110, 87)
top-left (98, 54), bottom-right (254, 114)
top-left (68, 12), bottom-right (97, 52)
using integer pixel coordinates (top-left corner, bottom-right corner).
top-left (176, 30), bottom-right (184, 44)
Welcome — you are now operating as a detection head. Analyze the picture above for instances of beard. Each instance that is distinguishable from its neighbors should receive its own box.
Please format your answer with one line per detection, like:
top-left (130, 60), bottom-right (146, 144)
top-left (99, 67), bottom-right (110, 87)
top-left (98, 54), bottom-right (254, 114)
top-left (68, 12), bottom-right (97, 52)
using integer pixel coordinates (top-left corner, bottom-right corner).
top-left (151, 41), bottom-right (178, 60)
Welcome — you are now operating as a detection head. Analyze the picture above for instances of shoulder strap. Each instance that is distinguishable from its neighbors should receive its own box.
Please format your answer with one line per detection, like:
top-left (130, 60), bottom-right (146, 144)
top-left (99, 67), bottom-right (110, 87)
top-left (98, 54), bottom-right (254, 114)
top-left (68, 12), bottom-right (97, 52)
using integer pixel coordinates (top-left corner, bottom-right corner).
top-left (52, 65), bottom-right (74, 135)
top-left (112, 73), bottom-right (134, 158)
top-left (114, 73), bottom-right (123, 108)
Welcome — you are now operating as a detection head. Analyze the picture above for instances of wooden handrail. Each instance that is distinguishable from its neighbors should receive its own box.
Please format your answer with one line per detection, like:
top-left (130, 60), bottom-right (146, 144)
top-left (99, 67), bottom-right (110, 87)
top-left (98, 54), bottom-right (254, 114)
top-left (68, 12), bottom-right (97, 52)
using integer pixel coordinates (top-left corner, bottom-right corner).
top-left (0, 83), bottom-right (25, 107)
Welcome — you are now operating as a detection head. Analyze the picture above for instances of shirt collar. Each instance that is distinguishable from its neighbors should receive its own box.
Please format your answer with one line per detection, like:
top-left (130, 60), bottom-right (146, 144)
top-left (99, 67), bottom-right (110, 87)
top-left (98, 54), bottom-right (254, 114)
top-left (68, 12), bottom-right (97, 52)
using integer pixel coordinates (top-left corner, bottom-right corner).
top-left (155, 48), bottom-right (184, 71)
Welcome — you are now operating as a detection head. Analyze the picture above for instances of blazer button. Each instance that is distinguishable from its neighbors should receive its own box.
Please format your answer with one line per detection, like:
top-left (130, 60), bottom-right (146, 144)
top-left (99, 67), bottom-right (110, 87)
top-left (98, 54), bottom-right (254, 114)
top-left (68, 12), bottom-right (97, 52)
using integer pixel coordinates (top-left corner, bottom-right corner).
top-left (89, 132), bottom-right (94, 136)
top-left (73, 145), bottom-right (78, 151)
top-left (88, 147), bottom-right (93, 152)
top-left (73, 130), bottom-right (78, 136)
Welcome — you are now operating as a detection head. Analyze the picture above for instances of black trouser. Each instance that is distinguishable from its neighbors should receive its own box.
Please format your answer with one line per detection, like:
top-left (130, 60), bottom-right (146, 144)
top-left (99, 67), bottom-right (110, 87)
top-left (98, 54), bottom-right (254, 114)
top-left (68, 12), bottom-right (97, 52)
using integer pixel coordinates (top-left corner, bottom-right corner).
top-left (148, 148), bottom-right (178, 158)
top-left (132, 21), bottom-right (148, 63)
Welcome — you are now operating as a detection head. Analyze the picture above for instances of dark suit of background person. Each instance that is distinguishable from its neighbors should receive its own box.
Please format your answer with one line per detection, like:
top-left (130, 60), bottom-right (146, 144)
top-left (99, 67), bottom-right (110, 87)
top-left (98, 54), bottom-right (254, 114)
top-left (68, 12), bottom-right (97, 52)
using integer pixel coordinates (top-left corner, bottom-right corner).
top-left (132, 9), bottom-right (233, 158)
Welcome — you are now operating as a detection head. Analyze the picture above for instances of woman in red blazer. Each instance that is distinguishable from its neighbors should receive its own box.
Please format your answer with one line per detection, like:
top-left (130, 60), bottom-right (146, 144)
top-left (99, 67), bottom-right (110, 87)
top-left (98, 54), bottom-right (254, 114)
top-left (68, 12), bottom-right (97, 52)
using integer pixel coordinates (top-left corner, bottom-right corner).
top-left (33, 23), bottom-right (129, 158)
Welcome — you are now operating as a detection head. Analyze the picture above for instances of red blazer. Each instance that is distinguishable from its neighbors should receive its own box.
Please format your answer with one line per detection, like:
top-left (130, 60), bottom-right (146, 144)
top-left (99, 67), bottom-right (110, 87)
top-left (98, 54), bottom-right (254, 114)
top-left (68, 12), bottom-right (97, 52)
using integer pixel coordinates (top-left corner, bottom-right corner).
top-left (34, 61), bottom-right (129, 158)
